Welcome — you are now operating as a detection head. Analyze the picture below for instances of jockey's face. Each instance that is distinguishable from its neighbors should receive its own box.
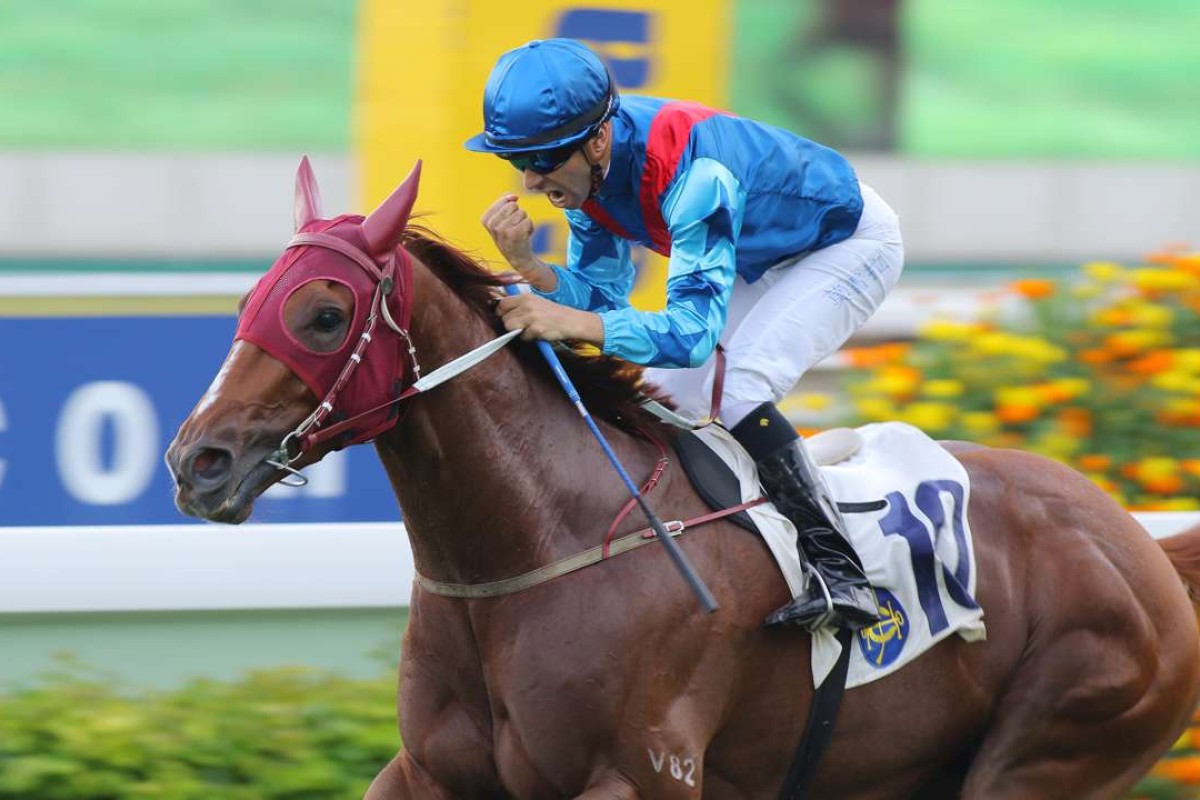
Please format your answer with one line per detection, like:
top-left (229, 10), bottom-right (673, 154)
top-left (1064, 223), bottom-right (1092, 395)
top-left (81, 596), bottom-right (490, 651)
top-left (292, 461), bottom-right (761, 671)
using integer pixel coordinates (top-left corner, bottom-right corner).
top-left (519, 122), bottom-right (611, 210)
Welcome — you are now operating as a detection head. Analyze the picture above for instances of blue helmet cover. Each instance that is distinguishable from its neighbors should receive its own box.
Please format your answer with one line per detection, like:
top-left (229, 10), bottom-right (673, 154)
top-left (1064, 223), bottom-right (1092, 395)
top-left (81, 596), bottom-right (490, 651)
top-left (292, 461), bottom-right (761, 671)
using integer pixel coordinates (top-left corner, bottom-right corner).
top-left (465, 38), bottom-right (619, 154)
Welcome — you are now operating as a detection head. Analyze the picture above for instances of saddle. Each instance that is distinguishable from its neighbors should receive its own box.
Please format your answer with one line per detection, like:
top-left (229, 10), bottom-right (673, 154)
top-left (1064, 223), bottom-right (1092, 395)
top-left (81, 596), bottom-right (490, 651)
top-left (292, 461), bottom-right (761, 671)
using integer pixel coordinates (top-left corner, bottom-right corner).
top-left (672, 426), bottom-right (864, 534)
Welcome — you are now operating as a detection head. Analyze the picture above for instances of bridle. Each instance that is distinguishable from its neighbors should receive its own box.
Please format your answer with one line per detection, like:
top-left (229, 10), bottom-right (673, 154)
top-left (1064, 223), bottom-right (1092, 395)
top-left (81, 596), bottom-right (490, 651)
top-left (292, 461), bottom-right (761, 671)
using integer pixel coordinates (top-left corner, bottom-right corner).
top-left (264, 231), bottom-right (521, 485)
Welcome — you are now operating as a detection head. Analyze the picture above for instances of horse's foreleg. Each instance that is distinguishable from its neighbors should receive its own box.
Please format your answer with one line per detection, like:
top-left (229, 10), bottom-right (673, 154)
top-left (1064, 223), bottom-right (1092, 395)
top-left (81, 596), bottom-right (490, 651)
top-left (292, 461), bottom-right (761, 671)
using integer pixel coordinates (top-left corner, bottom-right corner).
top-left (364, 751), bottom-right (455, 800)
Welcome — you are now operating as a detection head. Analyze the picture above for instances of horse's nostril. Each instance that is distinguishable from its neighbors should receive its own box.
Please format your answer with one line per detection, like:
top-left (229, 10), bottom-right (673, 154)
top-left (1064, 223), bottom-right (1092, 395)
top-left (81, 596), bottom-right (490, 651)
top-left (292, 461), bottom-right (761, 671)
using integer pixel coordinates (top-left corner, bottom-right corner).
top-left (188, 447), bottom-right (233, 488)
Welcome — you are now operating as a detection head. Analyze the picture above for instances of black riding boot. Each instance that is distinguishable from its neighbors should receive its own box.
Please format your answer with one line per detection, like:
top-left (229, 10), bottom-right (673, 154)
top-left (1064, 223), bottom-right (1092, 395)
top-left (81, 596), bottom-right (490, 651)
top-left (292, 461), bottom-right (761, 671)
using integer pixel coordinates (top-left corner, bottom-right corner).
top-left (731, 402), bottom-right (882, 632)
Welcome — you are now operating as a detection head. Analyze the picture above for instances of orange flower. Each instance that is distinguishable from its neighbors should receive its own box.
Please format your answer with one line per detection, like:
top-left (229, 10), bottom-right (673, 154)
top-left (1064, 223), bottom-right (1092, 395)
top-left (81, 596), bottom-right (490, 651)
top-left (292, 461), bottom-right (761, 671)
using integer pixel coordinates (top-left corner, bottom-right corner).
top-left (1094, 308), bottom-right (1133, 327)
top-left (1078, 454), bottom-right (1112, 472)
top-left (1056, 407), bottom-right (1092, 437)
top-left (1010, 278), bottom-right (1057, 300)
top-left (1036, 384), bottom-right (1073, 404)
top-left (1128, 350), bottom-right (1176, 375)
top-left (1143, 474), bottom-right (1185, 496)
top-left (842, 343), bottom-right (912, 369)
top-left (1158, 410), bottom-right (1200, 428)
top-left (996, 404), bottom-right (1040, 424)
top-left (1154, 755), bottom-right (1200, 784)
top-left (1079, 349), bottom-right (1113, 365)
top-left (843, 347), bottom-right (890, 369)
top-left (1105, 332), bottom-right (1150, 358)
top-left (1175, 254), bottom-right (1200, 277)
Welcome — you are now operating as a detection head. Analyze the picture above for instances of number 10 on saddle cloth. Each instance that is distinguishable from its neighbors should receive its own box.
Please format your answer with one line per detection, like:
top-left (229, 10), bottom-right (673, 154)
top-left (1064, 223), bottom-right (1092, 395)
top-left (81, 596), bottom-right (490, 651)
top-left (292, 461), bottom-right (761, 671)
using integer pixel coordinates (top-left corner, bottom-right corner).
top-left (693, 421), bottom-right (986, 688)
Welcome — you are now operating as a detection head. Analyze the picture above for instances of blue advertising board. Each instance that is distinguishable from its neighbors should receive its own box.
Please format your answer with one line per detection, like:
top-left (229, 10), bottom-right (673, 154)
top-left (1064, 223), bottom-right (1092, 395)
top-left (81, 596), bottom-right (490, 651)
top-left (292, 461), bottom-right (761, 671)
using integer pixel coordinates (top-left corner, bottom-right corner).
top-left (0, 316), bottom-right (400, 526)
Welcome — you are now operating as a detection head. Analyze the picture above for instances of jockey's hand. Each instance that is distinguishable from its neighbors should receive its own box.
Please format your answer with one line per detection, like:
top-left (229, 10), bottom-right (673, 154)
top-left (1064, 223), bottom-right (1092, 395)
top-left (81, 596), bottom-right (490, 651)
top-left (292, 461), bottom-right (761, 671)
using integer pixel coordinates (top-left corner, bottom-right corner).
top-left (482, 194), bottom-right (538, 274)
top-left (496, 292), bottom-right (604, 346)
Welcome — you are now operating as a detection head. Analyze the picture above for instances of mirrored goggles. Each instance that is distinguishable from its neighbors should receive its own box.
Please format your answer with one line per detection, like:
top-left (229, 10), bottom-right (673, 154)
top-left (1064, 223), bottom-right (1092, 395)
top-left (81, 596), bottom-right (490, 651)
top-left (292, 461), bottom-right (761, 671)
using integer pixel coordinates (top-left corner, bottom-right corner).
top-left (499, 142), bottom-right (579, 175)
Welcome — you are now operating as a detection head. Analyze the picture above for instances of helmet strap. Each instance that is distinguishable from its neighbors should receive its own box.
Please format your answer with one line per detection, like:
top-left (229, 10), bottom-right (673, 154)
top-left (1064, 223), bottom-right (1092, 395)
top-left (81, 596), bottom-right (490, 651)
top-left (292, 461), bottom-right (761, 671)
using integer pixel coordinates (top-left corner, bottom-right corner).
top-left (581, 145), bottom-right (606, 199)
top-left (588, 161), bottom-right (604, 199)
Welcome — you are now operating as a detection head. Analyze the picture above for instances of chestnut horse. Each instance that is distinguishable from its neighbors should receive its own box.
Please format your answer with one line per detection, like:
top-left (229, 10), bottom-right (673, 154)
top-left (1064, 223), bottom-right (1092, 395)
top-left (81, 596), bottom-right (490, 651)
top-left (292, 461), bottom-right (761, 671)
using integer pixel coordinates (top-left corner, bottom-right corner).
top-left (167, 159), bottom-right (1200, 799)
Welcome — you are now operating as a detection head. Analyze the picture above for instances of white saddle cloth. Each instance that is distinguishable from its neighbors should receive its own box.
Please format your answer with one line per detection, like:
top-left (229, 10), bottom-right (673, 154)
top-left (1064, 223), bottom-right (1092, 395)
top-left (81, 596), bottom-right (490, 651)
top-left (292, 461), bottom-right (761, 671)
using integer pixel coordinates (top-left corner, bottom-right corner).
top-left (691, 421), bottom-right (987, 689)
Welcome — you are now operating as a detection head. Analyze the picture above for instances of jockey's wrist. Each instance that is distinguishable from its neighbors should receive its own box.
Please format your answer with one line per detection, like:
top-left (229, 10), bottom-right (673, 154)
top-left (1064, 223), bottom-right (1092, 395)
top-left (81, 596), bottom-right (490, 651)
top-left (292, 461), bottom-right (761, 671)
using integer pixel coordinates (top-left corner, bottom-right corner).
top-left (513, 258), bottom-right (558, 293)
top-left (574, 310), bottom-right (604, 346)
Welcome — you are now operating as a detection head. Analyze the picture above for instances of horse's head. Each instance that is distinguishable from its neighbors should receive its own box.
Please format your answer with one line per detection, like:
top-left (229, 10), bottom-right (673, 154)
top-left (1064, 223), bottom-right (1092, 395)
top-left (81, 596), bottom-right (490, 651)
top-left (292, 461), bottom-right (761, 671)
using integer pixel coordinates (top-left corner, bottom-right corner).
top-left (166, 157), bottom-right (423, 522)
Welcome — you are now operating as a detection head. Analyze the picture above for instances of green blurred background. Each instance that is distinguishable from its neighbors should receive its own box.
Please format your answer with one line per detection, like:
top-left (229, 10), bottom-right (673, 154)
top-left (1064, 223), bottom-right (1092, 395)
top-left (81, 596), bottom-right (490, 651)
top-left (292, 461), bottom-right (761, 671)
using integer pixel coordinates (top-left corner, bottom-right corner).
top-left (3, 0), bottom-right (1197, 155)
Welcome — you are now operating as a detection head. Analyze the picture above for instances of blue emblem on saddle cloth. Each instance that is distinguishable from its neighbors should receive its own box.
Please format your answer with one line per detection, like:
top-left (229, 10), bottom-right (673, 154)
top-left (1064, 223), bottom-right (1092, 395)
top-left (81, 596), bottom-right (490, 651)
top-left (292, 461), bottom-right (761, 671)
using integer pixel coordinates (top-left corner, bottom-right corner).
top-left (857, 588), bottom-right (908, 668)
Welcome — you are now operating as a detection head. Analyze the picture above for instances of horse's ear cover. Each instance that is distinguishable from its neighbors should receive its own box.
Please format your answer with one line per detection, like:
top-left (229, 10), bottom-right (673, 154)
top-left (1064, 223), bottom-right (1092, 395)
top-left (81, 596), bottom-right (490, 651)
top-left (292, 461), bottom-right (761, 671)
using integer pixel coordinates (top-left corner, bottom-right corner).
top-left (362, 160), bottom-right (423, 260)
top-left (293, 155), bottom-right (323, 232)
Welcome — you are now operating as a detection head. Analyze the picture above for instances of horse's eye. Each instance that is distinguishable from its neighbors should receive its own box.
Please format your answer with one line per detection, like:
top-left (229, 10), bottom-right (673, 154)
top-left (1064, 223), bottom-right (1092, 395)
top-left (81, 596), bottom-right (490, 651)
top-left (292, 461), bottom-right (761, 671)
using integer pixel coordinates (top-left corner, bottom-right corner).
top-left (313, 308), bottom-right (345, 333)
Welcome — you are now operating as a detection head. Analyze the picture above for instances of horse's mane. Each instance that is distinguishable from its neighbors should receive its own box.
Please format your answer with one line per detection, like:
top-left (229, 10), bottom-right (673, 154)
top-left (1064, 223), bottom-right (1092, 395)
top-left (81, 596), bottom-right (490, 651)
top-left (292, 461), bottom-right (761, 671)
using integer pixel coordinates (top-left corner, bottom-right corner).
top-left (400, 225), bottom-right (677, 440)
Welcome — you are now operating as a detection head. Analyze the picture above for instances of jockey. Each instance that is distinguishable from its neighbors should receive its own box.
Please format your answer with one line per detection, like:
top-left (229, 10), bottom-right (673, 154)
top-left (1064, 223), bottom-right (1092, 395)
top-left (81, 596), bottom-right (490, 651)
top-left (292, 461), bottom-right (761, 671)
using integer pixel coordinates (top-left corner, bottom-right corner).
top-left (466, 38), bottom-right (902, 633)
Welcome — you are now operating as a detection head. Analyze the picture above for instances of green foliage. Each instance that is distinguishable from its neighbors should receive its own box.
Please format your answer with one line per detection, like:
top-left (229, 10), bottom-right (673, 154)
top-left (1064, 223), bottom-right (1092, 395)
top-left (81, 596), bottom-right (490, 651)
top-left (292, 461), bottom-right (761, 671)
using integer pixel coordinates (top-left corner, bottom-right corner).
top-left (0, 655), bottom-right (1191, 797)
top-left (0, 661), bottom-right (398, 799)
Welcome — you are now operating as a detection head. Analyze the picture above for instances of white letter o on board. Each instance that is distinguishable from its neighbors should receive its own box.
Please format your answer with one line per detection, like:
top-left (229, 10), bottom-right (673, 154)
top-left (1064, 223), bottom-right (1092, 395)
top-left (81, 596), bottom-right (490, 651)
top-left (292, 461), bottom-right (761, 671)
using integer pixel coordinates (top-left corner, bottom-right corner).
top-left (56, 381), bottom-right (159, 505)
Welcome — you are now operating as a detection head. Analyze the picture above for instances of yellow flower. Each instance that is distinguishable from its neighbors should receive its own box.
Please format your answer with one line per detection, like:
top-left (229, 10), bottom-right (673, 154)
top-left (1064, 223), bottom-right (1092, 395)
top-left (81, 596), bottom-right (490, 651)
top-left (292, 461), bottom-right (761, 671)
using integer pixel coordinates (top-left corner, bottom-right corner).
top-left (968, 331), bottom-right (1065, 362)
top-left (1034, 431), bottom-right (1081, 460)
top-left (898, 402), bottom-right (956, 432)
top-left (1164, 397), bottom-right (1200, 416)
top-left (1152, 371), bottom-right (1194, 393)
top-left (791, 392), bottom-right (834, 411)
top-left (995, 386), bottom-right (1043, 409)
top-left (1154, 498), bottom-right (1200, 511)
top-left (1127, 302), bottom-right (1174, 328)
top-left (1070, 283), bottom-right (1103, 300)
top-left (875, 366), bottom-right (921, 398)
top-left (922, 379), bottom-right (965, 399)
top-left (920, 319), bottom-right (984, 342)
top-left (1132, 268), bottom-right (1198, 292)
top-left (1090, 308), bottom-right (1128, 328)
top-left (854, 398), bottom-right (895, 421)
top-left (1106, 329), bottom-right (1172, 356)
top-left (972, 332), bottom-right (1015, 356)
top-left (1005, 335), bottom-right (1068, 364)
top-left (961, 412), bottom-right (999, 435)
top-left (1175, 349), bottom-right (1200, 372)
top-left (1137, 457), bottom-right (1179, 480)
top-left (1083, 261), bottom-right (1125, 282)
top-left (1051, 378), bottom-right (1091, 399)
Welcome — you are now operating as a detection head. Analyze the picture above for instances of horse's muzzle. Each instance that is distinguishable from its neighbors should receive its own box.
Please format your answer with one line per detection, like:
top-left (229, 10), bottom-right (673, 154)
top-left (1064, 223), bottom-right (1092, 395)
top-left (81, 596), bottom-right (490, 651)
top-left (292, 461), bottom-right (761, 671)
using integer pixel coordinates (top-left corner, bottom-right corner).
top-left (167, 440), bottom-right (247, 522)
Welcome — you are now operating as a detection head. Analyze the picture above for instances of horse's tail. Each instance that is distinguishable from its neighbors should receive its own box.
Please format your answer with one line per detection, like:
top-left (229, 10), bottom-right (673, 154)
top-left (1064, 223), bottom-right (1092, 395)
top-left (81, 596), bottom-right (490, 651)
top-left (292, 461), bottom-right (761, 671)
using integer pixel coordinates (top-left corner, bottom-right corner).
top-left (1158, 523), bottom-right (1200, 602)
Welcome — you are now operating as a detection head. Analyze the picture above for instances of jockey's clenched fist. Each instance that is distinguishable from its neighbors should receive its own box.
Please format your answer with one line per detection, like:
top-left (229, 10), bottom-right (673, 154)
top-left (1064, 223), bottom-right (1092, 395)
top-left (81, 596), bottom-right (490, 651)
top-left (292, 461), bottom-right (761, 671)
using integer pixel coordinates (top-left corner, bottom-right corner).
top-left (482, 194), bottom-right (538, 274)
top-left (495, 292), bottom-right (604, 346)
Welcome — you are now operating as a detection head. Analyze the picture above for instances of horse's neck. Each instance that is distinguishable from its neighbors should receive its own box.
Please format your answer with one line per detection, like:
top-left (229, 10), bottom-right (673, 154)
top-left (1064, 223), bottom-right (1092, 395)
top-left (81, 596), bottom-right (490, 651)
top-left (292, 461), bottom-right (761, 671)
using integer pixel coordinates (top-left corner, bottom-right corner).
top-left (374, 257), bottom-right (657, 584)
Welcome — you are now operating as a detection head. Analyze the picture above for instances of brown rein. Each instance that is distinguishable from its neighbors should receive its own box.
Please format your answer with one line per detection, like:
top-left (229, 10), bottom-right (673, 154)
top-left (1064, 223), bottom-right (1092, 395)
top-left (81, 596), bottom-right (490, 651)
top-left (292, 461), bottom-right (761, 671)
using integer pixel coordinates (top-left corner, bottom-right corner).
top-left (414, 496), bottom-right (766, 599)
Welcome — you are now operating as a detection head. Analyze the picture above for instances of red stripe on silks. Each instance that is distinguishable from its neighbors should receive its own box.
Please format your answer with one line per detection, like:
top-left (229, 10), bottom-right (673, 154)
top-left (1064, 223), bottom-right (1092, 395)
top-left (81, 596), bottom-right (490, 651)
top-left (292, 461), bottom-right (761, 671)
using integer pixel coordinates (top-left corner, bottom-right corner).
top-left (582, 199), bottom-right (637, 242)
top-left (640, 102), bottom-right (724, 257)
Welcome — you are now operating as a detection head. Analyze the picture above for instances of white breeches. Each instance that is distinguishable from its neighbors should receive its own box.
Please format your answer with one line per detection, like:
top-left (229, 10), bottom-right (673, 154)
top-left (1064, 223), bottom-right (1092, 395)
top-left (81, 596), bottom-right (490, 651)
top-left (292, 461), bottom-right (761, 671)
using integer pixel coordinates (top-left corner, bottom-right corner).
top-left (645, 182), bottom-right (904, 428)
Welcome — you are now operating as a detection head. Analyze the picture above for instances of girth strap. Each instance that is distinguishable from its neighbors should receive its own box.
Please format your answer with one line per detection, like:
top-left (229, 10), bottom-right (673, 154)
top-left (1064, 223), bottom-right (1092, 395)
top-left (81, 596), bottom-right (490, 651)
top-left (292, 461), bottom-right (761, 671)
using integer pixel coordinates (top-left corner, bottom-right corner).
top-left (415, 498), bottom-right (766, 600)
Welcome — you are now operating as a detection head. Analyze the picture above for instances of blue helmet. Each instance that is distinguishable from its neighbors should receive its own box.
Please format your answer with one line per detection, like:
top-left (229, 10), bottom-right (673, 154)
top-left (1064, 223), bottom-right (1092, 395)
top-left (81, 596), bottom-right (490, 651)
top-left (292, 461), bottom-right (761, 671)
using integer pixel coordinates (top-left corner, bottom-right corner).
top-left (464, 38), bottom-right (620, 155)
